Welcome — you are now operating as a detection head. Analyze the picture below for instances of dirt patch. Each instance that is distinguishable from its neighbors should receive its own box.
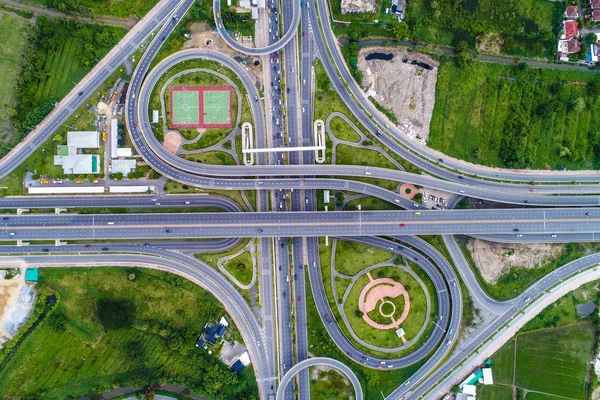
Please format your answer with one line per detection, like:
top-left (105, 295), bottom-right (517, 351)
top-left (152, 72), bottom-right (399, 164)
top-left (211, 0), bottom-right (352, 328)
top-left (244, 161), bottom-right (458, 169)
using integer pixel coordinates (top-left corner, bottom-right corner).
top-left (341, 0), bottom-right (376, 14)
top-left (477, 32), bottom-right (503, 55)
top-left (0, 268), bottom-right (36, 345)
top-left (467, 239), bottom-right (564, 284)
top-left (163, 131), bottom-right (182, 154)
top-left (357, 47), bottom-right (439, 142)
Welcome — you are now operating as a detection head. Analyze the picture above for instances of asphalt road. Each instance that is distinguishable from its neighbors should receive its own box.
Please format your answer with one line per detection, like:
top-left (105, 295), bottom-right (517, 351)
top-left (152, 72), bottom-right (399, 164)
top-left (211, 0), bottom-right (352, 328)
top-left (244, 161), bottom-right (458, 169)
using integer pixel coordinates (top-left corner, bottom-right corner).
top-left (5, 208), bottom-right (600, 239)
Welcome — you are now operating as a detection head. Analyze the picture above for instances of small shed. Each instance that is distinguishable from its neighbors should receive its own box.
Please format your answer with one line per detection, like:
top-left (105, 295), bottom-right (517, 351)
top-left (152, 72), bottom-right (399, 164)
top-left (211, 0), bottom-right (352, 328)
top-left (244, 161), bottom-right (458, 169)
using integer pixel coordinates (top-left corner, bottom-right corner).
top-left (25, 268), bottom-right (39, 282)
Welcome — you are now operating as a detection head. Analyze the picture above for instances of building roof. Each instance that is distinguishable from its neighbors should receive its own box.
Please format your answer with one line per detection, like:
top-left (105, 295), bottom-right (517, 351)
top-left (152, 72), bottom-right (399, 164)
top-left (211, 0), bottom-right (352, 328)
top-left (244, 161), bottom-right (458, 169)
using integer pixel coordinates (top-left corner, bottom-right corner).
top-left (559, 38), bottom-right (581, 54)
top-left (462, 384), bottom-right (476, 396)
top-left (230, 359), bottom-right (246, 373)
top-left (56, 155), bottom-right (101, 174)
top-left (25, 268), bottom-right (39, 282)
top-left (116, 148), bottom-right (132, 157)
top-left (111, 159), bottom-right (136, 175)
top-left (219, 316), bottom-right (229, 327)
top-left (482, 368), bottom-right (494, 385)
top-left (564, 5), bottom-right (578, 18)
top-left (195, 338), bottom-right (205, 348)
top-left (238, 351), bottom-right (251, 366)
top-left (251, 7), bottom-right (258, 19)
top-left (592, 8), bottom-right (600, 21)
top-left (563, 20), bottom-right (579, 39)
top-left (67, 131), bottom-right (100, 149)
top-left (110, 119), bottom-right (118, 159)
top-left (592, 0), bottom-right (600, 9)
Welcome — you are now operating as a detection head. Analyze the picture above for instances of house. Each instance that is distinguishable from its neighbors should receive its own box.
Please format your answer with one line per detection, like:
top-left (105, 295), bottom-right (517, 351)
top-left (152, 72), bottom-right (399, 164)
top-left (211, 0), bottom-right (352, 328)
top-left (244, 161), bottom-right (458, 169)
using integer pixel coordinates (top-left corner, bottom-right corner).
top-left (592, 0), bottom-right (600, 9)
top-left (56, 154), bottom-right (101, 174)
top-left (230, 351), bottom-right (251, 373)
top-left (196, 316), bottom-right (229, 350)
top-left (564, 5), bottom-right (578, 19)
top-left (558, 38), bottom-right (581, 61)
top-left (562, 20), bottom-right (579, 39)
top-left (482, 368), bottom-right (494, 385)
top-left (67, 131), bottom-right (99, 149)
top-left (592, 8), bottom-right (600, 22)
top-left (111, 159), bottom-right (136, 175)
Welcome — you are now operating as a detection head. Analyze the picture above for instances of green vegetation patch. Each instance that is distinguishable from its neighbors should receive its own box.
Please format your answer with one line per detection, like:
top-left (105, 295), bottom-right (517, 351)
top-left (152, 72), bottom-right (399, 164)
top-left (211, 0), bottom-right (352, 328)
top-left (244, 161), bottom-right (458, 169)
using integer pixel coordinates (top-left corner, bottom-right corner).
top-left (310, 367), bottom-right (352, 399)
top-left (477, 384), bottom-right (513, 400)
top-left (329, 116), bottom-right (361, 143)
top-left (0, 267), bottom-right (257, 399)
top-left (183, 151), bottom-right (237, 166)
top-left (407, 0), bottom-right (561, 58)
top-left (27, 0), bottom-right (159, 18)
top-left (515, 325), bottom-right (594, 399)
top-left (306, 278), bottom-right (422, 399)
top-left (335, 240), bottom-right (393, 276)
top-left (344, 266), bottom-right (431, 346)
top-left (429, 61), bottom-right (600, 170)
top-left (0, 13), bottom-right (30, 142)
top-left (490, 339), bottom-right (515, 385)
top-left (10, 17), bottom-right (124, 152)
top-left (224, 250), bottom-right (254, 286)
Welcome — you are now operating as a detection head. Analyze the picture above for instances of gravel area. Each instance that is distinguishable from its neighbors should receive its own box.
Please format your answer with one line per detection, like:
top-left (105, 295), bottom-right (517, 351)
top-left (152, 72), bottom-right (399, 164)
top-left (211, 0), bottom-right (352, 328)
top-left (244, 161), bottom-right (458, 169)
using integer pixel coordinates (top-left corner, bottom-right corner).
top-left (357, 47), bottom-right (439, 143)
top-left (467, 239), bottom-right (564, 284)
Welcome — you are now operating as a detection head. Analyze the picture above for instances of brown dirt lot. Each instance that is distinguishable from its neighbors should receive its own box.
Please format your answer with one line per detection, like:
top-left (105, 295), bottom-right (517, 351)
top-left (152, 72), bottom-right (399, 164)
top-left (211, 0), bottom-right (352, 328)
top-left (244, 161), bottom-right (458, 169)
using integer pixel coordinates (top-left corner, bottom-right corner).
top-left (357, 47), bottom-right (439, 142)
top-left (467, 239), bottom-right (564, 284)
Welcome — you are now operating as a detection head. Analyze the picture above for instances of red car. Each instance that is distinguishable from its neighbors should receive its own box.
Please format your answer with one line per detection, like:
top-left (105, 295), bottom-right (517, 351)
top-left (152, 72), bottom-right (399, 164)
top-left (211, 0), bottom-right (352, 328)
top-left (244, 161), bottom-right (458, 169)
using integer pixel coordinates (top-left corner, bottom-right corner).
top-left (302, 31), bottom-right (306, 37)
top-left (376, 365), bottom-right (382, 369)
top-left (399, 223), bottom-right (405, 227)
top-left (273, 135), bottom-right (276, 139)
top-left (85, 244), bottom-right (92, 248)
top-left (530, 188), bottom-right (536, 192)
top-left (297, 296), bottom-right (302, 302)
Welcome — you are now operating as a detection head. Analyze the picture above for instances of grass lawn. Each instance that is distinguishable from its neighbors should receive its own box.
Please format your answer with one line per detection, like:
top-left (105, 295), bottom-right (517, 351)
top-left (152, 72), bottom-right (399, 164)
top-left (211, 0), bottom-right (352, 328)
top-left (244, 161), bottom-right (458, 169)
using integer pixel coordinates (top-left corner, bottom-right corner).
top-left (478, 384), bottom-right (513, 400)
top-left (223, 250), bottom-right (254, 286)
top-left (429, 60), bottom-right (600, 170)
top-left (0, 267), bottom-right (257, 399)
top-left (336, 144), bottom-right (400, 191)
top-left (335, 240), bottom-right (393, 276)
top-left (26, 0), bottom-right (160, 18)
top-left (525, 393), bottom-right (565, 400)
top-left (515, 324), bottom-right (594, 399)
top-left (329, 116), bottom-right (361, 143)
top-left (490, 339), bottom-right (515, 385)
top-left (335, 276), bottom-right (353, 299)
top-left (310, 367), bottom-right (352, 399)
top-left (343, 196), bottom-right (401, 211)
top-left (183, 151), bottom-right (237, 166)
top-left (0, 13), bottom-right (30, 142)
top-left (344, 266), bottom-right (432, 346)
top-left (305, 276), bottom-right (423, 400)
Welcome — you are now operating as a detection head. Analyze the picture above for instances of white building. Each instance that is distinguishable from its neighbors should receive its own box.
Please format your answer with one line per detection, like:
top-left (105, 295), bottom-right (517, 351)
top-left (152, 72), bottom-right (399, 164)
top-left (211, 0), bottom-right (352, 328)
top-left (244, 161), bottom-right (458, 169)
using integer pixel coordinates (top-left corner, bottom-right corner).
top-left (67, 131), bottom-right (99, 149)
top-left (110, 119), bottom-right (118, 158)
top-left (111, 159), bottom-right (136, 175)
top-left (56, 154), bottom-right (101, 175)
top-left (482, 368), bottom-right (494, 385)
top-left (116, 148), bottom-right (133, 157)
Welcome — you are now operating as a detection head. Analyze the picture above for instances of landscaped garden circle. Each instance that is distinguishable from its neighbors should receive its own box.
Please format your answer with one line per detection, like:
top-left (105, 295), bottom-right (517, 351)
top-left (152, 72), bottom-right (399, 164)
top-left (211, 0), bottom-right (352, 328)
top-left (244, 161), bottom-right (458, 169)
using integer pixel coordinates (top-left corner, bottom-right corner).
top-left (343, 266), bottom-right (433, 349)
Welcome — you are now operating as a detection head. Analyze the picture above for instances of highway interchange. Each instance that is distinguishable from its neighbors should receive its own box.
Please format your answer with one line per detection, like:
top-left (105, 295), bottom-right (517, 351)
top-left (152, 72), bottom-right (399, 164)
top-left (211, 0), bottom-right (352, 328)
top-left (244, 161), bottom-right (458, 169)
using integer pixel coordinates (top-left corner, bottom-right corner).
top-left (3, 0), bottom-right (600, 399)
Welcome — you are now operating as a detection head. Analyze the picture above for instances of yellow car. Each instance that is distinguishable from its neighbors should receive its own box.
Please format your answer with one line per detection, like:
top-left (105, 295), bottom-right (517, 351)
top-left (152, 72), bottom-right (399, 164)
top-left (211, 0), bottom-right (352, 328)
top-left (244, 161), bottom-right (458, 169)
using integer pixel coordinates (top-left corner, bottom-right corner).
top-left (75, 179), bottom-right (84, 184)
top-left (216, 12), bottom-right (220, 18)
top-left (414, 211), bottom-right (421, 215)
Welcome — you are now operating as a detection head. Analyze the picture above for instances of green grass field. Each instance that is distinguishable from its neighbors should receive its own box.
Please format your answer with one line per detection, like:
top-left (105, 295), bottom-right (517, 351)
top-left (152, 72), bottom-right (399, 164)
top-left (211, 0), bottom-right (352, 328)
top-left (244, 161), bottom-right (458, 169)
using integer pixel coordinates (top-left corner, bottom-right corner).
top-left (344, 267), bottom-right (431, 346)
top-left (310, 367), bottom-right (352, 399)
top-left (0, 267), bottom-right (257, 399)
top-left (429, 60), bottom-right (600, 170)
top-left (525, 393), bottom-right (565, 400)
top-left (515, 325), bottom-right (594, 399)
top-left (335, 240), bottom-right (393, 276)
top-left (478, 384), bottom-right (513, 400)
top-left (490, 339), bottom-right (515, 385)
top-left (329, 116), bottom-right (362, 143)
top-left (0, 13), bottom-right (30, 141)
top-left (224, 250), bottom-right (254, 286)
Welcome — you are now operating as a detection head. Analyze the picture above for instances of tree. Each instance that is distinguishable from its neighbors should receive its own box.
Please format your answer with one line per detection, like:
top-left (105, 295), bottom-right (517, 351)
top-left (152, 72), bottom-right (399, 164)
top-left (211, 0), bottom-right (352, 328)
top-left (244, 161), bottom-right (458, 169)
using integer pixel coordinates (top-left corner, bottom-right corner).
top-left (456, 50), bottom-right (471, 68)
top-left (115, 172), bottom-right (123, 180)
top-left (586, 33), bottom-right (598, 45)
top-left (393, 23), bottom-right (410, 41)
top-left (570, 97), bottom-right (586, 113)
top-left (53, 133), bottom-right (62, 142)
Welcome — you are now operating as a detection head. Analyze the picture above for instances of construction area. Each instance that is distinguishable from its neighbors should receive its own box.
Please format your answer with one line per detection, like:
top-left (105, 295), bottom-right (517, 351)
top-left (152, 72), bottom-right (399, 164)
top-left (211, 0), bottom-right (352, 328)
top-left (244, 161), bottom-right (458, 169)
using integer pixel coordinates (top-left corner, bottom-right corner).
top-left (357, 47), bottom-right (439, 144)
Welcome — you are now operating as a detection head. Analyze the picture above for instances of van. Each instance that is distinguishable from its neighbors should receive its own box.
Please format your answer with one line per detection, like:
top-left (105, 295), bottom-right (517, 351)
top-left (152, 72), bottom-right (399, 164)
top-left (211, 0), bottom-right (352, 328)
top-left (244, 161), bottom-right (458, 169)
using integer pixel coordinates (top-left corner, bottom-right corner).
top-left (107, 222), bottom-right (115, 225)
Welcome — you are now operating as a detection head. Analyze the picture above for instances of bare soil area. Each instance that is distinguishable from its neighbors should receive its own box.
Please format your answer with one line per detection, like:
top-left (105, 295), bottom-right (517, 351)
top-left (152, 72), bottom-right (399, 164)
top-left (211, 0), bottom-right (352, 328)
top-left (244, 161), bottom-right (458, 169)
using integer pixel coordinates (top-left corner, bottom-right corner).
top-left (467, 239), bottom-right (564, 284)
top-left (341, 0), bottom-right (376, 14)
top-left (163, 131), bottom-right (182, 154)
top-left (357, 47), bottom-right (439, 142)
